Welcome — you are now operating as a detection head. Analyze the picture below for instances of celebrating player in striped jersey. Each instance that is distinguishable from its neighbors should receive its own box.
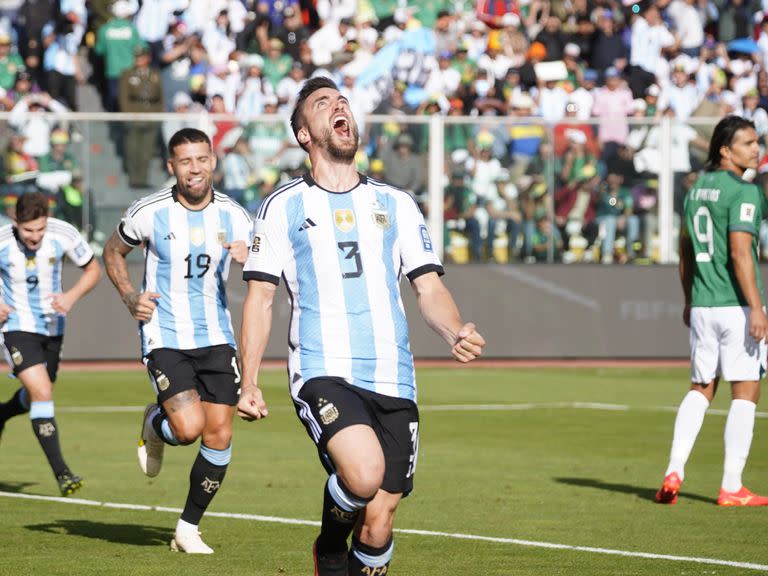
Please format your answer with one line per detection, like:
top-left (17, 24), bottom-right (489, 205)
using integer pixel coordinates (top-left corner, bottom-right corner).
top-left (237, 77), bottom-right (486, 575)
top-left (0, 191), bottom-right (101, 496)
top-left (102, 128), bottom-right (252, 554)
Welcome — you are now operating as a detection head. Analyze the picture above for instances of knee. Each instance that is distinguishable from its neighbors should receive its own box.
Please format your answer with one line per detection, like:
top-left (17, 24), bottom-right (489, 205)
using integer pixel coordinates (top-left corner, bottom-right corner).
top-left (202, 427), bottom-right (233, 450)
top-left (339, 461), bottom-right (385, 500)
top-left (171, 421), bottom-right (204, 445)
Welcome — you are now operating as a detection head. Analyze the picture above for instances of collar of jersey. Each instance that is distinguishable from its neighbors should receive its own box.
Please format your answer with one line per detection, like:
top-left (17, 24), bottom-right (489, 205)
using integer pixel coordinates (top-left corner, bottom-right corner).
top-left (303, 172), bottom-right (367, 194)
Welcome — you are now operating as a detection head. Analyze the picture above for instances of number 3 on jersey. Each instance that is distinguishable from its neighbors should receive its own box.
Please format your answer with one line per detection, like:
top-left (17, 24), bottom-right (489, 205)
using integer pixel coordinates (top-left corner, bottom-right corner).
top-left (693, 206), bottom-right (714, 263)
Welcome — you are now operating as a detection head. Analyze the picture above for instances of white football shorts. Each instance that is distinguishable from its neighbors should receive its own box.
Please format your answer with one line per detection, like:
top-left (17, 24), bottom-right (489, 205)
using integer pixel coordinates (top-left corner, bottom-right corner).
top-left (689, 306), bottom-right (767, 383)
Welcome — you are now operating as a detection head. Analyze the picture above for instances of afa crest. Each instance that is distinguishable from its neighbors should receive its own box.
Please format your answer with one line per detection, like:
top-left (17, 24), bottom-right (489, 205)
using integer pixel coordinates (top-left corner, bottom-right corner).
top-left (334, 209), bottom-right (355, 233)
top-left (190, 227), bottom-right (205, 247)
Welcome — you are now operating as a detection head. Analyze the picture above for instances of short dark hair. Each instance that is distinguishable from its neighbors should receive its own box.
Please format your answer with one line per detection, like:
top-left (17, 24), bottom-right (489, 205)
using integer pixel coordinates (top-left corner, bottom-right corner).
top-left (168, 128), bottom-right (212, 157)
top-left (15, 191), bottom-right (48, 223)
top-left (705, 115), bottom-right (756, 171)
top-left (290, 76), bottom-right (338, 151)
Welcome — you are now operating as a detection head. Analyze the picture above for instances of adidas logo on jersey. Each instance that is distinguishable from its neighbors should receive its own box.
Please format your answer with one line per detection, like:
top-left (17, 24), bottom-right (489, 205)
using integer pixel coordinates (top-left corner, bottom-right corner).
top-left (164, 232), bottom-right (176, 240)
top-left (298, 218), bottom-right (316, 231)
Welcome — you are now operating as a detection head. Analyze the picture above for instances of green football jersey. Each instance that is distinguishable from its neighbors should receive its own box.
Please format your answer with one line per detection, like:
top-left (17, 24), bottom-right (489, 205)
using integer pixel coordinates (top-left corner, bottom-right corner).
top-left (684, 170), bottom-right (764, 307)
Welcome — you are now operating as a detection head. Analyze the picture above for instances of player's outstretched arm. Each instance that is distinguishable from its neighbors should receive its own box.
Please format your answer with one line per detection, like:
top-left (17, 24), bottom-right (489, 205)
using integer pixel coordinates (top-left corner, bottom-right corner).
top-left (102, 231), bottom-right (160, 323)
top-left (411, 272), bottom-right (485, 362)
top-left (51, 258), bottom-right (102, 314)
top-left (237, 279), bottom-right (276, 421)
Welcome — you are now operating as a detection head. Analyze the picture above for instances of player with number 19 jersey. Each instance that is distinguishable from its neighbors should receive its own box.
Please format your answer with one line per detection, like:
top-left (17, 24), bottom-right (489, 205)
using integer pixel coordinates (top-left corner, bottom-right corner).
top-left (243, 174), bottom-right (443, 402)
top-left (0, 218), bottom-right (93, 336)
top-left (684, 170), bottom-right (764, 308)
top-left (118, 186), bottom-right (252, 356)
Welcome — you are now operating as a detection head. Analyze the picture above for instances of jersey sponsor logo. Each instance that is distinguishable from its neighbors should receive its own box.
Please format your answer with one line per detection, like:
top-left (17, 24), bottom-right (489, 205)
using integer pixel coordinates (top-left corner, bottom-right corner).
top-left (318, 397), bottom-right (340, 425)
top-left (419, 225), bottom-right (433, 252)
top-left (190, 227), bottom-right (205, 247)
top-left (740, 203), bottom-right (755, 222)
top-left (10, 347), bottom-right (22, 366)
top-left (334, 209), bottom-right (356, 233)
top-left (250, 234), bottom-right (262, 254)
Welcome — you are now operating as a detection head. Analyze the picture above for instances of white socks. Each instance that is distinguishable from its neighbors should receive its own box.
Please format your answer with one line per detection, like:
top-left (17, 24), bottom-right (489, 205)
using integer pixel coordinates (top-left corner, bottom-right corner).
top-left (722, 399), bottom-right (756, 493)
top-left (665, 390), bottom-right (710, 479)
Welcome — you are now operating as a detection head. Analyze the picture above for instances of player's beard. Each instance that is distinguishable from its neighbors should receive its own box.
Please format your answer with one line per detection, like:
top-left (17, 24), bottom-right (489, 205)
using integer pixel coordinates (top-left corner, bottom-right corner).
top-left (176, 174), bottom-right (214, 206)
top-left (320, 125), bottom-right (359, 163)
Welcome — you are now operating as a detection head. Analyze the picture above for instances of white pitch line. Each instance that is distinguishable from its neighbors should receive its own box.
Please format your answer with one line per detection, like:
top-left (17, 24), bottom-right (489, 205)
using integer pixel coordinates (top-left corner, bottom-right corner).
top-left (55, 403), bottom-right (768, 418)
top-left (1, 491), bottom-right (766, 572)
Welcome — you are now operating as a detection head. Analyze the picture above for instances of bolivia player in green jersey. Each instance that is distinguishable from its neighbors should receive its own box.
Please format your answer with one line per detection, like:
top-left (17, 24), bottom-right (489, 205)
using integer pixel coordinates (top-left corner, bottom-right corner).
top-left (656, 115), bottom-right (768, 506)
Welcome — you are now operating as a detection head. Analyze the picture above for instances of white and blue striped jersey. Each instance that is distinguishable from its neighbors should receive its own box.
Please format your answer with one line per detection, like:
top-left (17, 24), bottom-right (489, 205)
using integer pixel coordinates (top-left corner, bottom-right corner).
top-left (0, 218), bottom-right (94, 336)
top-left (118, 187), bottom-right (252, 356)
top-left (243, 174), bottom-right (444, 402)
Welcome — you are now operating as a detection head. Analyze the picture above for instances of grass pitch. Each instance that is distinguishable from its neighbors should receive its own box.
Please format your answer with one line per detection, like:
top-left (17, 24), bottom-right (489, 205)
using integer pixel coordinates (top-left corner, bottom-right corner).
top-left (0, 366), bottom-right (766, 575)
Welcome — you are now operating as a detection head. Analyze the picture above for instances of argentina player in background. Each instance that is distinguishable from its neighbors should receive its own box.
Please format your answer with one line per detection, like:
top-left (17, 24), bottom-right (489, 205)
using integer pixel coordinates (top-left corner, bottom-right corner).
top-left (102, 128), bottom-right (251, 554)
top-left (0, 191), bottom-right (101, 496)
top-left (237, 77), bottom-right (486, 575)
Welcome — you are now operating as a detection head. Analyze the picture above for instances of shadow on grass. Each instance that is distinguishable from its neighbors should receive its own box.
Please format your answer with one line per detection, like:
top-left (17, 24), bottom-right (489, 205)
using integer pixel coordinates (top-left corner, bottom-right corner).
top-left (0, 481), bottom-right (38, 493)
top-left (554, 477), bottom-right (717, 504)
top-left (26, 520), bottom-right (172, 546)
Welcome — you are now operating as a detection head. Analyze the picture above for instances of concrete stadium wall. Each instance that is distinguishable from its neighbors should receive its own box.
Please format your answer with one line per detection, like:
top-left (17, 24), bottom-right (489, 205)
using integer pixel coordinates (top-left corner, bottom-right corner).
top-left (61, 263), bottom-right (715, 361)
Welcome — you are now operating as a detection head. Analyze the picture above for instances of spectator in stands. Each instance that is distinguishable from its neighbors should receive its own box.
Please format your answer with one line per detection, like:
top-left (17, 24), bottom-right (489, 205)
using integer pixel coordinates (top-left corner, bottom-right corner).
top-left (6, 69), bottom-right (41, 107)
top-left (427, 51), bottom-right (461, 97)
top-left (221, 134), bottom-right (256, 208)
top-left (56, 168), bottom-right (96, 242)
top-left (118, 44), bottom-right (163, 188)
top-left (262, 38), bottom-right (292, 91)
top-left (235, 10), bottom-right (270, 55)
top-left (316, 0), bottom-right (356, 25)
top-left (554, 163), bottom-right (599, 256)
top-left (273, 5), bottom-right (309, 61)
top-left (3, 129), bottom-right (38, 188)
top-left (568, 68), bottom-right (597, 121)
top-left (202, 9), bottom-right (236, 69)
top-left (94, 1), bottom-right (144, 112)
top-left (530, 208), bottom-right (563, 262)
top-left (434, 10), bottom-right (459, 54)
top-left (743, 88), bottom-right (768, 144)
top-left (38, 128), bottom-right (77, 174)
top-left (713, 0), bottom-right (757, 44)
top-left (381, 131), bottom-right (426, 202)
top-left (244, 94), bottom-right (291, 173)
top-left (595, 171), bottom-right (639, 263)
top-left (507, 91), bottom-right (544, 178)
top-left (235, 53), bottom-right (274, 119)
top-left (42, 6), bottom-right (87, 110)
top-left (591, 66), bottom-right (634, 167)
top-left (159, 22), bottom-right (195, 109)
top-left (134, 0), bottom-right (188, 67)
top-left (518, 41), bottom-right (546, 90)
top-left (535, 16), bottom-right (566, 62)
top-left (0, 29), bottom-right (24, 92)
top-left (628, 2), bottom-right (677, 99)
top-left (444, 166), bottom-right (482, 262)
top-left (16, 0), bottom-right (56, 89)
top-left (276, 60), bottom-right (305, 114)
top-left (206, 61), bottom-right (240, 112)
top-left (478, 30), bottom-right (514, 82)
top-left (665, 61), bottom-right (701, 122)
top-left (557, 127), bottom-right (599, 188)
top-left (536, 77), bottom-right (568, 124)
top-left (8, 92), bottom-right (69, 158)
top-left (667, 0), bottom-right (706, 58)
top-left (307, 16), bottom-right (355, 68)
top-left (590, 8), bottom-right (627, 80)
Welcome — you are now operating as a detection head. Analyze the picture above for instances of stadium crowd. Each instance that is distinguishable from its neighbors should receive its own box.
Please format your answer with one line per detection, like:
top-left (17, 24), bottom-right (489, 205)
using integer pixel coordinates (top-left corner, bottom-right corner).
top-left (2, 0), bottom-right (768, 263)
